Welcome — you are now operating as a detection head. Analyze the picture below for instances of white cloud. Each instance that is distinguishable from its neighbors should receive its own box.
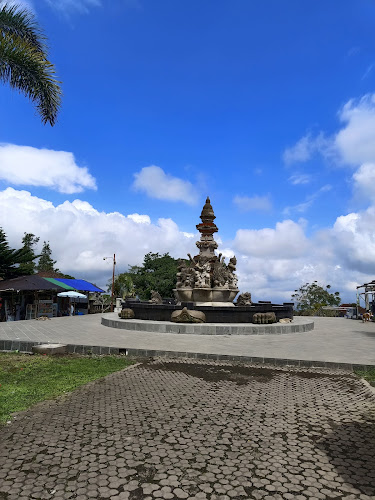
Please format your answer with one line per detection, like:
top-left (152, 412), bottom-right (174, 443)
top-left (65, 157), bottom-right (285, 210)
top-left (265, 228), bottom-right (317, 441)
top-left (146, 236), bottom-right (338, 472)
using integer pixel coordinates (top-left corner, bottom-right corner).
top-left (233, 195), bottom-right (272, 212)
top-left (334, 94), bottom-right (375, 166)
top-left (233, 220), bottom-right (308, 259)
top-left (288, 173), bottom-right (312, 185)
top-left (132, 166), bottom-right (199, 205)
top-left (0, 188), bottom-right (196, 289)
top-left (284, 94), bottom-right (375, 171)
top-left (283, 184), bottom-right (331, 216)
top-left (232, 210), bottom-right (375, 303)
top-left (43, 0), bottom-right (101, 13)
top-left (0, 0), bottom-right (34, 9)
top-left (352, 163), bottom-right (375, 202)
top-left (283, 94), bottom-right (375, 205)
top-left (361, 63), bottom-right (375, 81)
top-left (127, 213), bottom-right (151, 224)
top-left (2, 0), bottom-right (103, 15)
top-left (283, 135), bottom-right (315, 165)
top-left (42, 0), bottom-right (140, 15)
top-left (330, 206), bottom-right (375, 274)
top-left (283, 133), bottom-right (330, 165)
top-left (0, 144), bottom-right (97, 194)
top-left (1, 187), bottom-right (375, 303)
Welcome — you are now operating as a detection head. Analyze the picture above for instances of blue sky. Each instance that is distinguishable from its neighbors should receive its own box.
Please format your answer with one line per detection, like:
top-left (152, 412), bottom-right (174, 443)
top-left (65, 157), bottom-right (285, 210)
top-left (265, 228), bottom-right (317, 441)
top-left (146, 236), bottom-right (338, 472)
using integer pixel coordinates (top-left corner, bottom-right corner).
top-left (1, 0), bottom-right (375, 303)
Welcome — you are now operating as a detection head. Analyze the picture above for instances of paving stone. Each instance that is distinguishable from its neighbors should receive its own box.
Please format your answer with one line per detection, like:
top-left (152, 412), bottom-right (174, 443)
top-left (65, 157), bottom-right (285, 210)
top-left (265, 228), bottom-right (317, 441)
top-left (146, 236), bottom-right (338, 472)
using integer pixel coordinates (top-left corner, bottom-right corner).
top-left (1, 360), bottom-right (375, 499)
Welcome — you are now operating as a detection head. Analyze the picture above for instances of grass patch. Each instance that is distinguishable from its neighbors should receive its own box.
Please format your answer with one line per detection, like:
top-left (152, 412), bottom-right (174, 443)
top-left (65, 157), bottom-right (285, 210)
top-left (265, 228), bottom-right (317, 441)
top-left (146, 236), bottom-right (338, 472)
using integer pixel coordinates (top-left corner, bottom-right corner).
top-left (354, 367), bottom-right (375, 387)
top-left (0, 352), bottom-right (135, 425)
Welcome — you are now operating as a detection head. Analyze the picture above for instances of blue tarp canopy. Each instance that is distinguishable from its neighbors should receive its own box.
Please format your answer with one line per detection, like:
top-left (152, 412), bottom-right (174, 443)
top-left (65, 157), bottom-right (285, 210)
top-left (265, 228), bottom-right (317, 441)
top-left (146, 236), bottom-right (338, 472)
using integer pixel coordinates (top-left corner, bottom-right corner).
top-left (53, 279), bottom-right (104, 293)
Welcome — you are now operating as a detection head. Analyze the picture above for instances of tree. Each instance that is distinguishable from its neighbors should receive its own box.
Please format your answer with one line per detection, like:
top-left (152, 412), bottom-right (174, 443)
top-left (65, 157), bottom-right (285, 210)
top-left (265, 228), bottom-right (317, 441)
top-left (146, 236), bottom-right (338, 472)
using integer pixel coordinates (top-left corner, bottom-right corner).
top-left (291, 281), bottom-right (341, 315)
top-left (36, 241), bottom-right (57, 272)
top-left (18, 232), bottom-right (39, 275)
top-left (108, 273), bottom-right (135, 299)
top-left (0, 3), bottom-right (62, 126)
top-left (126, 252), bottom-right (180, 300)
top-left (0, 227), bottom-right (37, 279)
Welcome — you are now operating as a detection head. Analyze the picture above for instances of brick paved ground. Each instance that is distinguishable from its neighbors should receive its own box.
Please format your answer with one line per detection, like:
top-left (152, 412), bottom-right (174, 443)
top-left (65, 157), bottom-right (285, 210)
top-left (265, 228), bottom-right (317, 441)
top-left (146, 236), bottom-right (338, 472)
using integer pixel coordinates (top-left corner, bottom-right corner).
top-left (1, 360), bottom-right (375, 500)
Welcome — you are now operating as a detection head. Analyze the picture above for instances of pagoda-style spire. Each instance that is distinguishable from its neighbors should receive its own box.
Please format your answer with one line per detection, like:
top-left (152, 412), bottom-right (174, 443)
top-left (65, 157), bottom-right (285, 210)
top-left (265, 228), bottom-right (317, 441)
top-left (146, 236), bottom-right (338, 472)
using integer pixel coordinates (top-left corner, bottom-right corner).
top-left (175, 195), bottom-right (239, 303)
top-left (196, 196), bottom-right (218, 257)
top-left (200, 196), bottom-right (216, 222)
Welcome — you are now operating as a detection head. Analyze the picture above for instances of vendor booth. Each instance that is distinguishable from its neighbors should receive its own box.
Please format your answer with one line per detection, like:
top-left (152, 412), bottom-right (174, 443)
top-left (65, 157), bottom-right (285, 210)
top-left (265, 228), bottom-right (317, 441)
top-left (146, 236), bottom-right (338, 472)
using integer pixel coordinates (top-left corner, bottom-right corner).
top-left (0, 276), bottom-right (104, 321)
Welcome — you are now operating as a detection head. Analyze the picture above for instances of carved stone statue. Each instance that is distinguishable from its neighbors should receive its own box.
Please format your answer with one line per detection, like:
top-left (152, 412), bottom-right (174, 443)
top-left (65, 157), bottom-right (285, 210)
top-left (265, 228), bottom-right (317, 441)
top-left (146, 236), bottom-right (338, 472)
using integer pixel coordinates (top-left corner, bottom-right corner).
top-left (174, 197), bottom-right (239, 304)
top-left (195, 260), bottom-right (211, 288)
top-left (149, 290), bottom-right (163, 304)
top-left (119, 308), bottom-right (135, 319)
top-left (279, 318), bottom-right (292, 323)
top-left (212, 260), bottom-right (228, 288)
top-left (227, 256), bottom-right (238, 289)
top-left (176, 259), bottom-right (195, 288)
top-left (236, 292), bottom-right (252, 306)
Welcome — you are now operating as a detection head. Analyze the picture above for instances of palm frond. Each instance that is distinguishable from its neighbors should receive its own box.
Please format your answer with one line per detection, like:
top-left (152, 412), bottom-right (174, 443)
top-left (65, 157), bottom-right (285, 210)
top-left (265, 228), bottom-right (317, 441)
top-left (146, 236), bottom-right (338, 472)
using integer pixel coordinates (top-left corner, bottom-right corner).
top-left (0, 3), bottom-right (46, 54)
top-left (0, 33), bottom-right (62, 126)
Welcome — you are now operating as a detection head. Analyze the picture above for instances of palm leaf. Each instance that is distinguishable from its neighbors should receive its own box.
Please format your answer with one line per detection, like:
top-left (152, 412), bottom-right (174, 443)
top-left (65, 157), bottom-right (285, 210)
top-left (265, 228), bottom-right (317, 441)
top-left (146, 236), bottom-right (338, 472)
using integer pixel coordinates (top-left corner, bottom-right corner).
top-left (0, 4), bottom-right (46, 54)
top-left (0, 33), bottom-right (62, 126)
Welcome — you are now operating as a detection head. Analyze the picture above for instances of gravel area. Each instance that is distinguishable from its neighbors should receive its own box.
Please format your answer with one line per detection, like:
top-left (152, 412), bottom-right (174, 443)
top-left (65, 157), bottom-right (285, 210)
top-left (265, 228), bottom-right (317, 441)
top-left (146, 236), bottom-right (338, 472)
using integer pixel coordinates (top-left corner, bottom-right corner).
top-left (1, 359), bottom-right (375, 499)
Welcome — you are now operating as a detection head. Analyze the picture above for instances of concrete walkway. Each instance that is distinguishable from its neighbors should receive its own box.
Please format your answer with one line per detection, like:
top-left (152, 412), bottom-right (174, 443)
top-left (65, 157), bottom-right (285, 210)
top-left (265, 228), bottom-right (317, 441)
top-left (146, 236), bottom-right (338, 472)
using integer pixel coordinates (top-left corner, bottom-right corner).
top-left (1, 314), bottom-right (375, 367)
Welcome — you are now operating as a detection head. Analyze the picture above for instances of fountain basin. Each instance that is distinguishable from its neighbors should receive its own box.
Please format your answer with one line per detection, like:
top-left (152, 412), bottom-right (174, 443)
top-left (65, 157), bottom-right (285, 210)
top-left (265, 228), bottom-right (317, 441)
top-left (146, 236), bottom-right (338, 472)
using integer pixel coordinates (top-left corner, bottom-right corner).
top-left (174, 287), bottom-right (239, 306)
top-left (122, 300), bottom-right (293, 323)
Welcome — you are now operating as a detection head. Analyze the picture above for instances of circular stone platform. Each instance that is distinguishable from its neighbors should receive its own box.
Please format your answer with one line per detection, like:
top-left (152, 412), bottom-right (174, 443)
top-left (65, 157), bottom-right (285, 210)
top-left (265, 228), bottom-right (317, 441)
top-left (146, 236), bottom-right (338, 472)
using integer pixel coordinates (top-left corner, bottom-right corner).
top-left (101, 314), bottom-right (314, 335)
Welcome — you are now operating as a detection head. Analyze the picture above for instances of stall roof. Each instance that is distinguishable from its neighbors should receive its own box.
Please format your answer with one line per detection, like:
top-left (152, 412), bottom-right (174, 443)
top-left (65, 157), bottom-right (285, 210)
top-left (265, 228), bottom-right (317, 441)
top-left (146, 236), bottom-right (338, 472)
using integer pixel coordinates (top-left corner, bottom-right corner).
top-left (44, 278), bottom-right (75, 290)
top-left (53, 278), bottom-right (104, 293)
top-left (0, 276), bottom-right (69, 292)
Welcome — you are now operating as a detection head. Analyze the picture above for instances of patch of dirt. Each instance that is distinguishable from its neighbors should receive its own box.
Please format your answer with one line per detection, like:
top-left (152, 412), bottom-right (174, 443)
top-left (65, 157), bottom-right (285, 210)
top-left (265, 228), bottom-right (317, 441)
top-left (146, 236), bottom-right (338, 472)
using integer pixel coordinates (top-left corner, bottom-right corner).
top-left (144, 360), bottom-right (358, 386)
top-left (144, 361), bottom-right (276, 384)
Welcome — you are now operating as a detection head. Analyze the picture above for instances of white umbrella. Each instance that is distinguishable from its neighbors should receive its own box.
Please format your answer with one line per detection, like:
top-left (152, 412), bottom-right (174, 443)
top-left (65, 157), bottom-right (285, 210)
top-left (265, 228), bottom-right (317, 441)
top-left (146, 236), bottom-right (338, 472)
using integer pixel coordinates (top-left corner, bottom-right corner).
top-left (57, 291), bottom-right (87, 298)
top-left (57, 291), bottom-right (87, 316)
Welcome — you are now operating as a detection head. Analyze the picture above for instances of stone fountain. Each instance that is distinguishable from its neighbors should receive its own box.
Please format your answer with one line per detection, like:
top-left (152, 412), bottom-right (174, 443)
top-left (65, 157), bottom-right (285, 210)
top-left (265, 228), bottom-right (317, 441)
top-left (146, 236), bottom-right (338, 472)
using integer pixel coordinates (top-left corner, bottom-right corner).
top-left (117, 196), bottom-right (294, 324)
top-left (174, 197), bottom-right (239, 306)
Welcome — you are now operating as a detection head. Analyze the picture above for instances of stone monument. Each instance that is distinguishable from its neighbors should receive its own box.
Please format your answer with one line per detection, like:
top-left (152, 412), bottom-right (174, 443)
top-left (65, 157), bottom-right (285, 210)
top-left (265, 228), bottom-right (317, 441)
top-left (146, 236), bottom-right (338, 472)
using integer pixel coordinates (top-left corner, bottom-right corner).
top-left (174, 197), bottom-right (239, 306)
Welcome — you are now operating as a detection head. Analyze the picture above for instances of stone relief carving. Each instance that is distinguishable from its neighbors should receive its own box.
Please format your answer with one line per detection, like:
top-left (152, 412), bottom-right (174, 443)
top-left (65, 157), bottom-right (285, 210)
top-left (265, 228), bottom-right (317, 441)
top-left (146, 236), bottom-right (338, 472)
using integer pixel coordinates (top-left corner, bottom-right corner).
top-left (170, 307), bottom-right (206, 323)
top-left (252, 312), bottom-right (276, 324)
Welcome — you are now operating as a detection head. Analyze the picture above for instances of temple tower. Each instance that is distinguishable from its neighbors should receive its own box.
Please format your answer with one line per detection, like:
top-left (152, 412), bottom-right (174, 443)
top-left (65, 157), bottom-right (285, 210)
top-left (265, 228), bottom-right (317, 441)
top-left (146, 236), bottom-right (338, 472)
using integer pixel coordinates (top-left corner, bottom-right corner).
top-left (195, 197), bottom-right (218, 258)
top-left (174, 196), bottom-right (239, 305)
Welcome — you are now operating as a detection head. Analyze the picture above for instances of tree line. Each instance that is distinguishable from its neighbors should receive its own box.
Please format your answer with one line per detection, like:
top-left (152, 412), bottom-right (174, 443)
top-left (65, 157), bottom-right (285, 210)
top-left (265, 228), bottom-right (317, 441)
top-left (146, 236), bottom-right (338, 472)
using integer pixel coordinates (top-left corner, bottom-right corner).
top-left (0, 227), bottom-right (62, 280)
top-left (1, 225), bottom-right (343, 312)
top-left (109, 252), bottom-right (180, 301)
top-left (292, 281), bottom-right (341, 315)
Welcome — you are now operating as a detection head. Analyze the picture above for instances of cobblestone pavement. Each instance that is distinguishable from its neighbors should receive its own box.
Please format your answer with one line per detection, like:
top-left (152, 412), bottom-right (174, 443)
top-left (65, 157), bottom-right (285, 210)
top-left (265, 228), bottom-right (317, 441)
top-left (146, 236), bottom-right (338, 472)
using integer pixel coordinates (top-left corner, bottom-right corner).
top-left (1, 360), bottom-right (375, 500)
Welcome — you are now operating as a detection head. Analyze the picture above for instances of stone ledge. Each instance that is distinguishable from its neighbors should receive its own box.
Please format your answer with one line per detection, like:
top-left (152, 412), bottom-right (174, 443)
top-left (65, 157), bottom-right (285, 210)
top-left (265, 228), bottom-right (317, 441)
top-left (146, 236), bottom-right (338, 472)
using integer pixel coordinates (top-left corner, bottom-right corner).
top-left (101, 315), bottom-right (314, 335)
top-left (0, 339), bottom-right (373, 370)
top-left (32, 344), bottom-right (67, 355)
